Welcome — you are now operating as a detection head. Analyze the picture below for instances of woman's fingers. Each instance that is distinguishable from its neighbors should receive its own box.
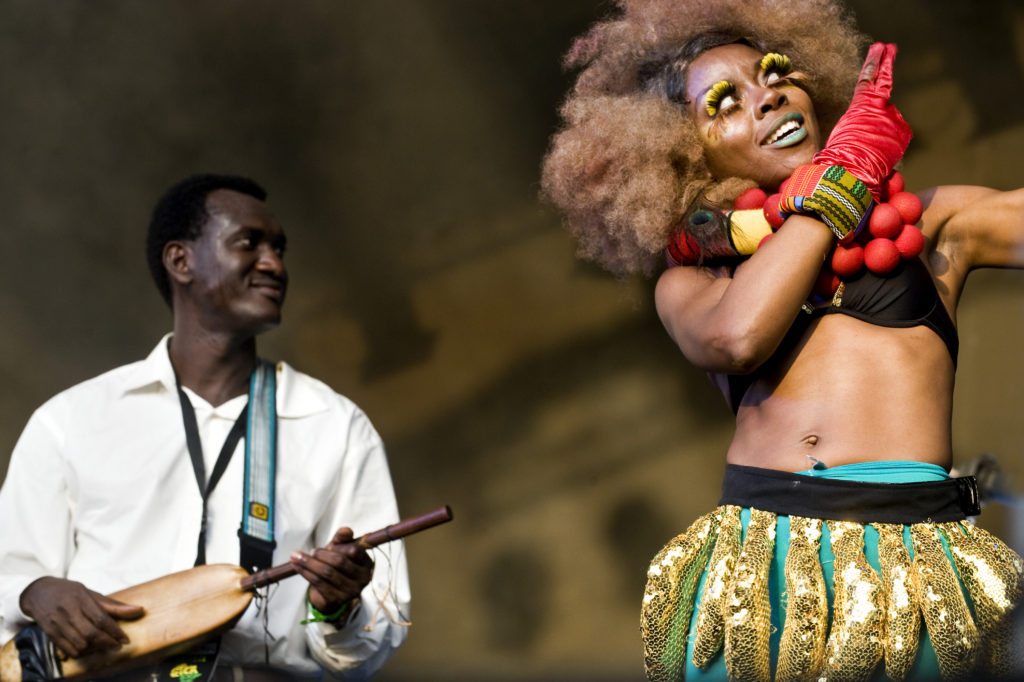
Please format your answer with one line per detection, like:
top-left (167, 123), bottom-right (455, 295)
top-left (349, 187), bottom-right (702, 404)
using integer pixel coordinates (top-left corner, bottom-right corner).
top-left (855, 42), bottom-right (898, 99)
top-left (873, 44), bottom-right (897, 98)
top-left (856, 42), bottom-right (884, 86)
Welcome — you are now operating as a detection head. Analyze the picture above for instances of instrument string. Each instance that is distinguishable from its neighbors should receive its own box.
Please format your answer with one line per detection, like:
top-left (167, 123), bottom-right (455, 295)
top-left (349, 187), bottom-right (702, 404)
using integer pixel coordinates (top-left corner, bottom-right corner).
top-left (367, 545), bottom-right (412, 630)
top-left (252, 583), bottom-right (279, 664)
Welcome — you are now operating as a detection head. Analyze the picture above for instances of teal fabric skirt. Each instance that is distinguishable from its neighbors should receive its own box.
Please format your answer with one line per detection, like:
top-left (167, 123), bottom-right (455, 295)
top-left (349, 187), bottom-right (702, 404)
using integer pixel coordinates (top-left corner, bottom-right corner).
top-left (684, 461), bottom-right (949, 681)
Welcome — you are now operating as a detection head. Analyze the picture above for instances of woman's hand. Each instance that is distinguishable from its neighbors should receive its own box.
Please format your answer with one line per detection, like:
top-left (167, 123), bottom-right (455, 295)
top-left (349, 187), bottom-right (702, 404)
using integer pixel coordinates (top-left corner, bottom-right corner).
top-left (813, 42), bottom-right (913, 197)
top-left (779, 44), bottom-right (913, 241)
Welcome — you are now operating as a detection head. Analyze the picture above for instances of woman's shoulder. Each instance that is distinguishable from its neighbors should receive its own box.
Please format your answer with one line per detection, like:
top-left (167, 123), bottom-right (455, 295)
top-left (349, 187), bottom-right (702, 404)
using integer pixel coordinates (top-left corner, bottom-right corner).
top-left (919, 184), bottom-right (1024, 268)
top-left (914, 183), bottom-right (1024, 312)
top-left (918, 185), bottom-right (999, 235)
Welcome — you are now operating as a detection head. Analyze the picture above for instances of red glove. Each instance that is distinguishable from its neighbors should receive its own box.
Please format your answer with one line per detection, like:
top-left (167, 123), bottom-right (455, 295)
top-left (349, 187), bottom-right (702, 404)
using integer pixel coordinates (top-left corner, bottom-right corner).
top-left (812, 43), bottom-right (912, 199)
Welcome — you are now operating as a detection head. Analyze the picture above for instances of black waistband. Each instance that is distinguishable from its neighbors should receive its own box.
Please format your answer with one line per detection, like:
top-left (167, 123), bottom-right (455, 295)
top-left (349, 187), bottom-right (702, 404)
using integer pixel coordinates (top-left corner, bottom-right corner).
top-left (719, 464), bottom-right (980, 523)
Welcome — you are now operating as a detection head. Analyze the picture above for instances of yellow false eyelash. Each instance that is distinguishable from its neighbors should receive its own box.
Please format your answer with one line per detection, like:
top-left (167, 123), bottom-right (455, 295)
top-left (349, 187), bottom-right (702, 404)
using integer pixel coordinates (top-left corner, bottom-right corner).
top-left (759, 52), bottom-right (793, 74)
top-left (705, 80), bottom-right (735, 117)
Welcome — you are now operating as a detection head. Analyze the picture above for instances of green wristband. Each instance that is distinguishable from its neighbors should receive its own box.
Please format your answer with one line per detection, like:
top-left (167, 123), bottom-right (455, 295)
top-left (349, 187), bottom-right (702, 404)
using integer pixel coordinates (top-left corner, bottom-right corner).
top-left (301, 598), bottom-right (353, 625)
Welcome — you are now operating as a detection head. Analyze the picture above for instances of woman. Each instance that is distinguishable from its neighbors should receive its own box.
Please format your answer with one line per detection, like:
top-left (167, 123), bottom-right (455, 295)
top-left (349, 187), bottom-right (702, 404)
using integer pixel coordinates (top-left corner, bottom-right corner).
top-left (542, 1), bottom-right (1024, 680)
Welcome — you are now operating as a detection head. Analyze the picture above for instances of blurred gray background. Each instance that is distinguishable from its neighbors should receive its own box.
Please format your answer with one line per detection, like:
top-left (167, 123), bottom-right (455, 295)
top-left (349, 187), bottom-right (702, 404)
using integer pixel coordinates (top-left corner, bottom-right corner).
top-left (1, 1), bottom-right (1023, 679)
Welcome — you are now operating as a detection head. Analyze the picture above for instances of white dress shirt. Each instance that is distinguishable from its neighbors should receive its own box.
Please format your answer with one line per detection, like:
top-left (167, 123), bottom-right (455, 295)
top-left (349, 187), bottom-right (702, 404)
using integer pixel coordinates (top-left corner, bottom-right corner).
top-left (0, 335), bottom-right (410, 678)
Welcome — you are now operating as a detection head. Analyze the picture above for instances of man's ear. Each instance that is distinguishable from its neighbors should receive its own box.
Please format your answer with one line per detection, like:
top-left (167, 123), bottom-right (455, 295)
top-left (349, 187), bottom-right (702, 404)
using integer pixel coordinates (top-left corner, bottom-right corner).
top-left (163, 241), bottom-right (192, 287)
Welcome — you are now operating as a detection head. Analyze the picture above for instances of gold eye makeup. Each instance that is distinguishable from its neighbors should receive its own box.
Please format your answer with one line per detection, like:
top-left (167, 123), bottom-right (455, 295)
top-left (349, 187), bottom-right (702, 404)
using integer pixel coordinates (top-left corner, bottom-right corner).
top-left (759, 52), bottom-right (793, 76)
top-left (705, 80), bottom-right (737, 117)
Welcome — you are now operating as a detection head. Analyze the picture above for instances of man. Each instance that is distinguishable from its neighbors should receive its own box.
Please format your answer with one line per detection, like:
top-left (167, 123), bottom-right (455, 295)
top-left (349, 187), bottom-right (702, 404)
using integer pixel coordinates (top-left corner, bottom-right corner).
top-left (0, 174), bottom-right (409, 679)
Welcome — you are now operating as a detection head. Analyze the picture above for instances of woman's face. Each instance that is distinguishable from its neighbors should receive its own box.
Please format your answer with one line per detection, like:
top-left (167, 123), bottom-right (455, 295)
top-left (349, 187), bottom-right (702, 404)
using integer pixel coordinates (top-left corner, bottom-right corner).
top-left (684, 43), bottom-right (821, 190)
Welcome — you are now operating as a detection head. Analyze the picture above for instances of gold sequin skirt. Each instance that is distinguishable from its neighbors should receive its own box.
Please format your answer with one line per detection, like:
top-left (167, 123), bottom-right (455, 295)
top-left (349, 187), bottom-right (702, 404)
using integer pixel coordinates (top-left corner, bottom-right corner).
top-left (641, 468), bottom-right (1024, 681)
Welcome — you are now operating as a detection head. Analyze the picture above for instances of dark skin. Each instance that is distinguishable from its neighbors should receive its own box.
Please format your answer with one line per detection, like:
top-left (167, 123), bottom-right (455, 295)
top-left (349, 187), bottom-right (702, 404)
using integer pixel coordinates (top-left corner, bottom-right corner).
top-left (20, 189), bottom-right (373, 658)
top-left (656, 44), bottom-right (1024, 472)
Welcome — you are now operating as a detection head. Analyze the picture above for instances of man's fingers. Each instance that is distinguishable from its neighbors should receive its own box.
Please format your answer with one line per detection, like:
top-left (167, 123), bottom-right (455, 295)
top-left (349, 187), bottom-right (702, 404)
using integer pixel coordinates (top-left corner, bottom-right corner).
top-left (317, 545), bottom-right (374, 574)
top-left (290, 550), bottom-right (368, 607)
top-left (56, 594), bottom-right (132, 657)
top-left (48, 627), bottom-right (85, 659)
top-left (290, 561), bottom-right (349, 605)
top-left (65, 604), bottom-right (124, 653)
top-left (290, 536), bottom-right (375, 613)
top-left (303, 552), bottom-right (343, 583)
top-left (346, 544), bottom-right (374, 567)
top-left (329, 526), bottom-right (355, 546)
top-left (300, 548), bottom-right (365, 585)
top-left (48, 616), bottom-right (90, 659)
top-left (19, 578), bottom-right (135, 658)
top-left (95, 593), bottom-right (145, 621)
top-left (82, 597), bottom-right (131, 644)
top-left (50, 632), bottom-right (84, 659)
top-left (316, 541), bottom-right (372, 566)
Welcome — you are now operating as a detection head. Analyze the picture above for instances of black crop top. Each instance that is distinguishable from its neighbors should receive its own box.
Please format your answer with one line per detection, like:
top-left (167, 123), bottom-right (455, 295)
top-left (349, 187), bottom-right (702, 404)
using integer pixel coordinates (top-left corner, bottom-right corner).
top-left (726, 257), bottom-right (958, 414)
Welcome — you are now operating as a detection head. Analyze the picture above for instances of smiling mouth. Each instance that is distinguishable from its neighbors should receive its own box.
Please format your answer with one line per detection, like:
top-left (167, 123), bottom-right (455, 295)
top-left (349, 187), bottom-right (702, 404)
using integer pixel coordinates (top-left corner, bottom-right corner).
top-left (253, 283), bottom-right (285, 302)
top-left (763, 113), bottom-right (807, 148)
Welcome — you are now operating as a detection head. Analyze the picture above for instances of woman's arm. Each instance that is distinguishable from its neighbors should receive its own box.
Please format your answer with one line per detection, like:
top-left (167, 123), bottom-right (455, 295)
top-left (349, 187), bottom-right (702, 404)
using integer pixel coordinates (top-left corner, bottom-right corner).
top-left (922, 185), bottom-right (1024, 268)
top-left (919, 185), bottom-right (1024, 305)
top-left (655, 214), bottom-right (833, 373)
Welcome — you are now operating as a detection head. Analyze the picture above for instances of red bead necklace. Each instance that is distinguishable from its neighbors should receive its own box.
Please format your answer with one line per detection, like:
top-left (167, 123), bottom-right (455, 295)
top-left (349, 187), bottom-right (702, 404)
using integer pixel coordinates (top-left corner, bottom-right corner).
top-left (737, 170), bottom-right (925, 298)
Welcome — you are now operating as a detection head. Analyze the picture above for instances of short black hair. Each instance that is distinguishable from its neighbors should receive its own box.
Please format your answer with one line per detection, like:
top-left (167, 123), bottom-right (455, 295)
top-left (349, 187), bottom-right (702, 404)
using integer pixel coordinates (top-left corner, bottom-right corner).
top-left (146, 173), bottom-right (267, 305)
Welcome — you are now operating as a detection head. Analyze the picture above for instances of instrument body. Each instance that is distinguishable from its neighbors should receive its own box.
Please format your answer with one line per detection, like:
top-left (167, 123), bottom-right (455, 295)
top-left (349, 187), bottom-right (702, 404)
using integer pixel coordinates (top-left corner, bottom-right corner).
top-left (1, 564), bottom-right (251, 681)
top-left (0, 506), bottom-right (451, 681)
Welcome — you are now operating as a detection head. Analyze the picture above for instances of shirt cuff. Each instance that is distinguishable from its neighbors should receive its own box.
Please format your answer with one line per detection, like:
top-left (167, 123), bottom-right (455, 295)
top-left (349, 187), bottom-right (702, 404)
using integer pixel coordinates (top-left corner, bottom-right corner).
top-left (304, 600), bottom-right (392, 677)
top-left (1, 576), bottom-right (43, 640)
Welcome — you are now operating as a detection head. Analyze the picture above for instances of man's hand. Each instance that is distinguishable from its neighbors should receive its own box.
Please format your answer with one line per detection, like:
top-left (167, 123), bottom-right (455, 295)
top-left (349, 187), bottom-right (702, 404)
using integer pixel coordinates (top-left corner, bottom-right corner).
top-left (290, 527), bottom-right (374, 617)
top-left (19, 577), bottom-right (145, 658)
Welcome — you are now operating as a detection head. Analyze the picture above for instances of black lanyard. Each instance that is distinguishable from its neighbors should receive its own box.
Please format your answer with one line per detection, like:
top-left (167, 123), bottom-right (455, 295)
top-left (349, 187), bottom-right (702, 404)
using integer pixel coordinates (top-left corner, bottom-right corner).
top-left (176, 383), bottom-right (249, 566)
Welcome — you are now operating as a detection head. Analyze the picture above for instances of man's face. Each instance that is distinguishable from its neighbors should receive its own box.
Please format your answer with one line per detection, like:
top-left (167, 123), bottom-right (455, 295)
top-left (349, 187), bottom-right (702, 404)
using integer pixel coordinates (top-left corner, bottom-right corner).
top-left (185, 189), bottom-right (288, 335)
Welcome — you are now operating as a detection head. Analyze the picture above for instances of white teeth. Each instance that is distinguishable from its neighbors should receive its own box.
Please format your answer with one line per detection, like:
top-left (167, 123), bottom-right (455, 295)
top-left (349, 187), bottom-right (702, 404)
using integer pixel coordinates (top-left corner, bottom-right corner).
top-left (767, 121), bottom-right (802, 144)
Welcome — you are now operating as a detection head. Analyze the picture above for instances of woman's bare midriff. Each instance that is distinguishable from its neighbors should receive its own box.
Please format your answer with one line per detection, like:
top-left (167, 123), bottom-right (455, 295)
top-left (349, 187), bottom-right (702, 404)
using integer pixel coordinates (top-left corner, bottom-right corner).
top-left (722, 313), bottom-right (955, 473)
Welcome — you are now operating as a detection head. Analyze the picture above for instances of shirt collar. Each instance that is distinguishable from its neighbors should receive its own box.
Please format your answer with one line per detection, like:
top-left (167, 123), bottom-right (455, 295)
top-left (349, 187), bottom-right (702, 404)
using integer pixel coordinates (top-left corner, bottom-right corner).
top-left (121, 333), bottom-right (178, 395)
top-left (121, 334), bottom-right (328, 418)
top-left (273, 361), bottom-right (330, 419)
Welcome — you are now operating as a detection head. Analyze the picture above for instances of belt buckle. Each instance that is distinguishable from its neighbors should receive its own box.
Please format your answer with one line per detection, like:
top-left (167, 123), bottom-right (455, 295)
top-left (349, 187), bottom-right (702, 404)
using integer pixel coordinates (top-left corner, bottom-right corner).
top-left (955, 476), bottom-right (981, 516)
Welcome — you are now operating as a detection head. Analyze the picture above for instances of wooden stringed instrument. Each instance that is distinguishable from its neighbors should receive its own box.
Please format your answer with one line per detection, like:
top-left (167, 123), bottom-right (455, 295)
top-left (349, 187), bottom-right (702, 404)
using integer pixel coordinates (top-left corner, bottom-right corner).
top-left (0, 506), bottom-right (452, 681)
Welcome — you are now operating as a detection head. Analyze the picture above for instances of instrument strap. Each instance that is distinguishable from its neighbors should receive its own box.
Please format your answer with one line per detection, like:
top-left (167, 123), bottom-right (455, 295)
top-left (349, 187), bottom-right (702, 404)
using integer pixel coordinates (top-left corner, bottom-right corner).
top-left (238, 360), bottom-right (278, 573)
top-left (176, 382), bottom-right (248, 567)
top-left (176, 360), bottom-right (277, 570)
